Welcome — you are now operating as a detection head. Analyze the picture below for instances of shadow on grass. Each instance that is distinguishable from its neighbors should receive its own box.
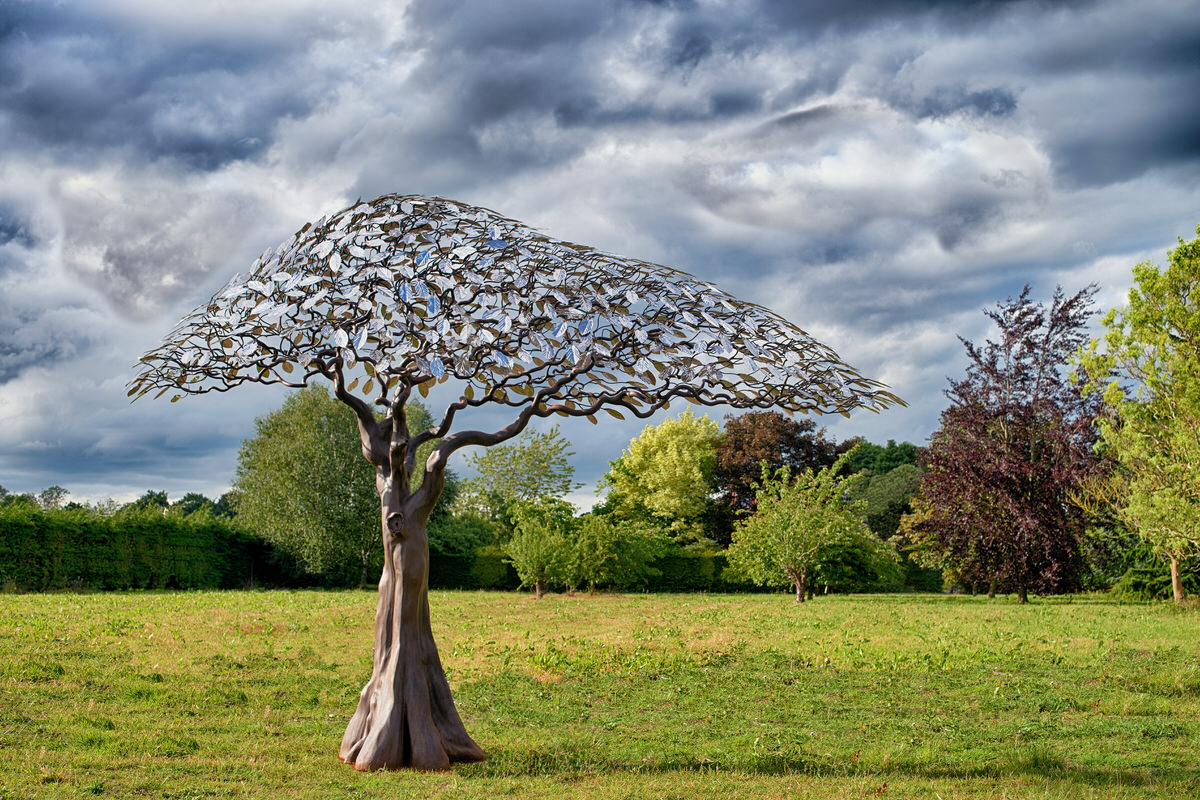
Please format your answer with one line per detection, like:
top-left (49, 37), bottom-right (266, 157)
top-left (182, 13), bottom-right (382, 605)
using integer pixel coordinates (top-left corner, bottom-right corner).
top-left (461, 744), bottom-right (1200, 791)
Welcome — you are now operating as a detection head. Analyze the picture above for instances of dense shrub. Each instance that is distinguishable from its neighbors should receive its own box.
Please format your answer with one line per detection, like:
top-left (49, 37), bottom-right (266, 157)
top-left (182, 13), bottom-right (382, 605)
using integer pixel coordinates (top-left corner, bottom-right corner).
top-left (1111, 565), bottom-right (1200, 601)
top-left (0, 506), bottom-right (278, 591)
top-left (427, 546), bottom-right (519, 590)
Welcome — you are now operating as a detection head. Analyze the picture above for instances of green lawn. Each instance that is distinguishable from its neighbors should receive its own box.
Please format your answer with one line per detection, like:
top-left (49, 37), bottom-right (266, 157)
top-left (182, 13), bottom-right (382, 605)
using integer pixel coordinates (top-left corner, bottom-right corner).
top-left (1, 590), bottom-right (1197, 798)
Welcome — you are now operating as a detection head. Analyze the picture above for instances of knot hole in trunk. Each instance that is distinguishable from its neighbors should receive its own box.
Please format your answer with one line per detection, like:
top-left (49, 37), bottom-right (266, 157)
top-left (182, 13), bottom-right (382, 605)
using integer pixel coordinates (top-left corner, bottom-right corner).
top-left (386, 512), bottom-right (406, 538)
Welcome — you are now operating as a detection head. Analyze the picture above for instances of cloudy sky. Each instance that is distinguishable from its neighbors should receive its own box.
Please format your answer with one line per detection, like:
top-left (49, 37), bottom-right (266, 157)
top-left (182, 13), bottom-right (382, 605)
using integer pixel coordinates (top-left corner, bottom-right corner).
top-left (1, 0), bottom-right (1198, 507)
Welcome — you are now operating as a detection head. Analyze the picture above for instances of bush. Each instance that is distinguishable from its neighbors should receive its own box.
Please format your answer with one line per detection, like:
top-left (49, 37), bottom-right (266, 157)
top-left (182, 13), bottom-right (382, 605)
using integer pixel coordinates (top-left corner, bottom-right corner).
top-left (426, 546), bottom-right (520, 590)
top-left (814, 533), bottom-right (905, 594)
top-left (1111, 566), bottom-right (1200, 601)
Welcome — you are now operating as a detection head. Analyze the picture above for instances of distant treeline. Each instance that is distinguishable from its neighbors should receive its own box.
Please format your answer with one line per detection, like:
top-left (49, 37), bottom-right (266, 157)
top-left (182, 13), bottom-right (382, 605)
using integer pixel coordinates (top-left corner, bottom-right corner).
top-left (0, 503), bottom-right (928, 594)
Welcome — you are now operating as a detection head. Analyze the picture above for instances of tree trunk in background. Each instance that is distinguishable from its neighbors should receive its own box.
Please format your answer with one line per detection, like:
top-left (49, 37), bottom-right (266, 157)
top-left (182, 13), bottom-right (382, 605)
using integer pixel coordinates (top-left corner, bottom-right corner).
top-left (338, 493), bottom-right (485, 771)
top-left (1170, 556), bottom-right (1185, 604)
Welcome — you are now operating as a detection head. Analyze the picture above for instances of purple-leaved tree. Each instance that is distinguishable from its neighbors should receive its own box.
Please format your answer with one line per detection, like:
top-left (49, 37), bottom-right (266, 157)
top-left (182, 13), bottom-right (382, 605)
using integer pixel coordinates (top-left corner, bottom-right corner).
top-left (905, 286), bottom-right (1103, 602)
top-left (129, 194), bottom-right (901, 770)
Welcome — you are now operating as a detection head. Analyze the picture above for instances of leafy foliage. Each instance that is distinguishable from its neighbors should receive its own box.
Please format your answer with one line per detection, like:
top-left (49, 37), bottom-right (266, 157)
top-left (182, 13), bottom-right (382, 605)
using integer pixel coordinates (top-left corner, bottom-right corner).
top-left (563, 515), bottom-right (671, 591)
top-left (0, 486), bottom-right (37, 509)
top-left (428, 512), bottom-right (503, 556)
top-left (844, 439), bottom-right (920, 476)
top-left (0, 503), bottom-right (272, 590)
top-left (1078, 225), bottom-right (1200, 602)
top-left (129, 490), bottom-right (169, 511)
top-left (726, 452), bottom-right (872, 602)
top-left (457, 425), bottom-right (579, 520)
top-left (503, 498), bottom-right (577, 597)
top-left (812, 533), bottom-right (905, 594)
top-left (852, 463), bottom-right (922, 539)
top-left (713, 411), bottom-right (839, 515)
top-left (233, 386), bottom-right (379, 586)
top-left (170, 492), bottom-right (214, 516)
top-left (600, 411), bottom-right (721, 544)
top-left (907, 287), bottom-right (1103, 601)
top-left (233, 386), bottom-right (450, 586)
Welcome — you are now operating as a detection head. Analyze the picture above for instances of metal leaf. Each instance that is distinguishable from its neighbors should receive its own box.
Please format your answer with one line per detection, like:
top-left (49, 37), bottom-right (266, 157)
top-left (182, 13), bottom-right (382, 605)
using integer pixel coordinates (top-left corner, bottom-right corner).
top-left (130, 193), bottom-right (900, 420)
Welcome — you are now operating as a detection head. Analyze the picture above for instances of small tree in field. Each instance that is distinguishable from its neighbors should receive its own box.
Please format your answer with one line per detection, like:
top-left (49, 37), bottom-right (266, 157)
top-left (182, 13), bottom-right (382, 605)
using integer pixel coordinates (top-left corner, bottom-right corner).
top-left (129, 194), bottom-right (899, 770)
top-left (727, 452), bottom-right (866, 602)
top-left (569, 514), bottom-right (669, 591)
top-left (503, 497), bottom-right (575, 598)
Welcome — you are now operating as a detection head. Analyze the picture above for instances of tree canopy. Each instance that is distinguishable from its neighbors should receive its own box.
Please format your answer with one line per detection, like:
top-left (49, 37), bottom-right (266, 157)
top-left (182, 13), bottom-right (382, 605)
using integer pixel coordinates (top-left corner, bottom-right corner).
top-left (457, 425), bottom-right (578, 519)
top-left (503, 497), bottom-right (577, 598)
top-left (601, 411), bottom-right (721, 543)
top-left (713, 411), bottom-right (839, 515)
top-left (907, 286), bottom-right (1102, 601)
top-left (1078, 225), bottom-right (1200, 603)
top-left (233, 385), bottom-right (382, 587)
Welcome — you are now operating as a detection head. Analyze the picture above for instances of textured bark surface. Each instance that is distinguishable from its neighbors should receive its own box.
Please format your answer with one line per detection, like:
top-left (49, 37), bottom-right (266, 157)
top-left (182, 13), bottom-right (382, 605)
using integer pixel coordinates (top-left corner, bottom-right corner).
top-left (338, 499), bottom-right (485, 771)
top-left (1170, 556), bottom-right (1185, 604)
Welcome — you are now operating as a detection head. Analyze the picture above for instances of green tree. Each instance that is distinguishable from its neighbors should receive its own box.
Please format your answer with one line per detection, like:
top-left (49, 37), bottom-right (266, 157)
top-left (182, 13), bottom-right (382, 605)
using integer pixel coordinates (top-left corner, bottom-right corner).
top-left (1079, 226), bottom-right (1200, 603)
top-left (726, 452), bottom-right (868, 602)
top-left (853, 463), bottom-right (922, 538)
top-left (234, 386), bottom-right (449, 587)
top-left (845, 439), bottom-right (921, 476)
top-left (211, 491), bottom-right (238, 519)
top-left (503, 497), bottom-right (577, 598)
top-left (566, 514), bottom-right (670, 591)
top-left (129, 490), bottom-right (169, 511)
top-left (171, 492), bottom-right (214, 516)
top-left (37, 486), bottom-right (69, 510)
top-left (457, 425), bottom-right (579, 520)
top-left (601, 411), bottom-right (720, 543)
top-left (0, 486), bottom-right (37, 508)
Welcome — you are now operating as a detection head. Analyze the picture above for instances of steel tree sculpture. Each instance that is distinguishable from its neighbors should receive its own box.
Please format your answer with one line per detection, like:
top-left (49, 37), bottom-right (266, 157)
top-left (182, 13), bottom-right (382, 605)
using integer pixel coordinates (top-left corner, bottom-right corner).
top-left (129, 194), bottom-right (902, 771)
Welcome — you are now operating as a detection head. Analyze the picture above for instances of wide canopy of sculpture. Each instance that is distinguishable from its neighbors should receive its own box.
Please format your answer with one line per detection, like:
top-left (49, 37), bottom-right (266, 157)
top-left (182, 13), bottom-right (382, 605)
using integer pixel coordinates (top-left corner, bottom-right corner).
top-left (129, 194), bottom-right (901, 417)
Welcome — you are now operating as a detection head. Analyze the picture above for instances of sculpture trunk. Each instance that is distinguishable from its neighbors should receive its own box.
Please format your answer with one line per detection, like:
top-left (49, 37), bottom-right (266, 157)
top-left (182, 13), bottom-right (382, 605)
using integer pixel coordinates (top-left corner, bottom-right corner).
top-left (338, 489), bottom-right (485, 771)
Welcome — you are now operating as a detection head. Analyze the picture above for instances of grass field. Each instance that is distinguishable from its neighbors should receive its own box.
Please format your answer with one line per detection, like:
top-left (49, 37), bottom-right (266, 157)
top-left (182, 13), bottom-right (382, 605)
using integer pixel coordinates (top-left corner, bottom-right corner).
top-left (1, 590), bottom-right (1197, 799)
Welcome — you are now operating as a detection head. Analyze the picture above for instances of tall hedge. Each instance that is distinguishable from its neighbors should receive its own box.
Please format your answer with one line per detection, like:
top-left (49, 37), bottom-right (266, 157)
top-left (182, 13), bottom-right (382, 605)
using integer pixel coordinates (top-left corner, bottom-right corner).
top-left (0, 505), bottom-right (276, 591)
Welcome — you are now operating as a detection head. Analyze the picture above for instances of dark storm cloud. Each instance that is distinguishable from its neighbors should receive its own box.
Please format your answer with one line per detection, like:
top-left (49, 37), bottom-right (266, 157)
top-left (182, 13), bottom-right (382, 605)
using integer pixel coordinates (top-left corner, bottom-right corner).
top-left (0, 204), bottom-right (34, 249)
top-left (2, 0), bottom-right (1199, 500)
top-left (754, 0), bottom-right (1054, 32)
top-left (0, 303), bottom-right (94, 383)
top-left (1045, 72), bottom-right (1200, 187)
top-left (0, 3), bottom-right (321, 172)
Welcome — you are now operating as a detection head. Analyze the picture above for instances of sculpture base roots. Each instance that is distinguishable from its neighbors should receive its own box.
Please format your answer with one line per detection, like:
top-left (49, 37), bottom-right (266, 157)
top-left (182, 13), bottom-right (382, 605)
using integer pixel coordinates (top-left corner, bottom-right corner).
top-left (339, 644), bottom-right (485, 771)
top-left (338, 556), bottom-right (485, 772)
